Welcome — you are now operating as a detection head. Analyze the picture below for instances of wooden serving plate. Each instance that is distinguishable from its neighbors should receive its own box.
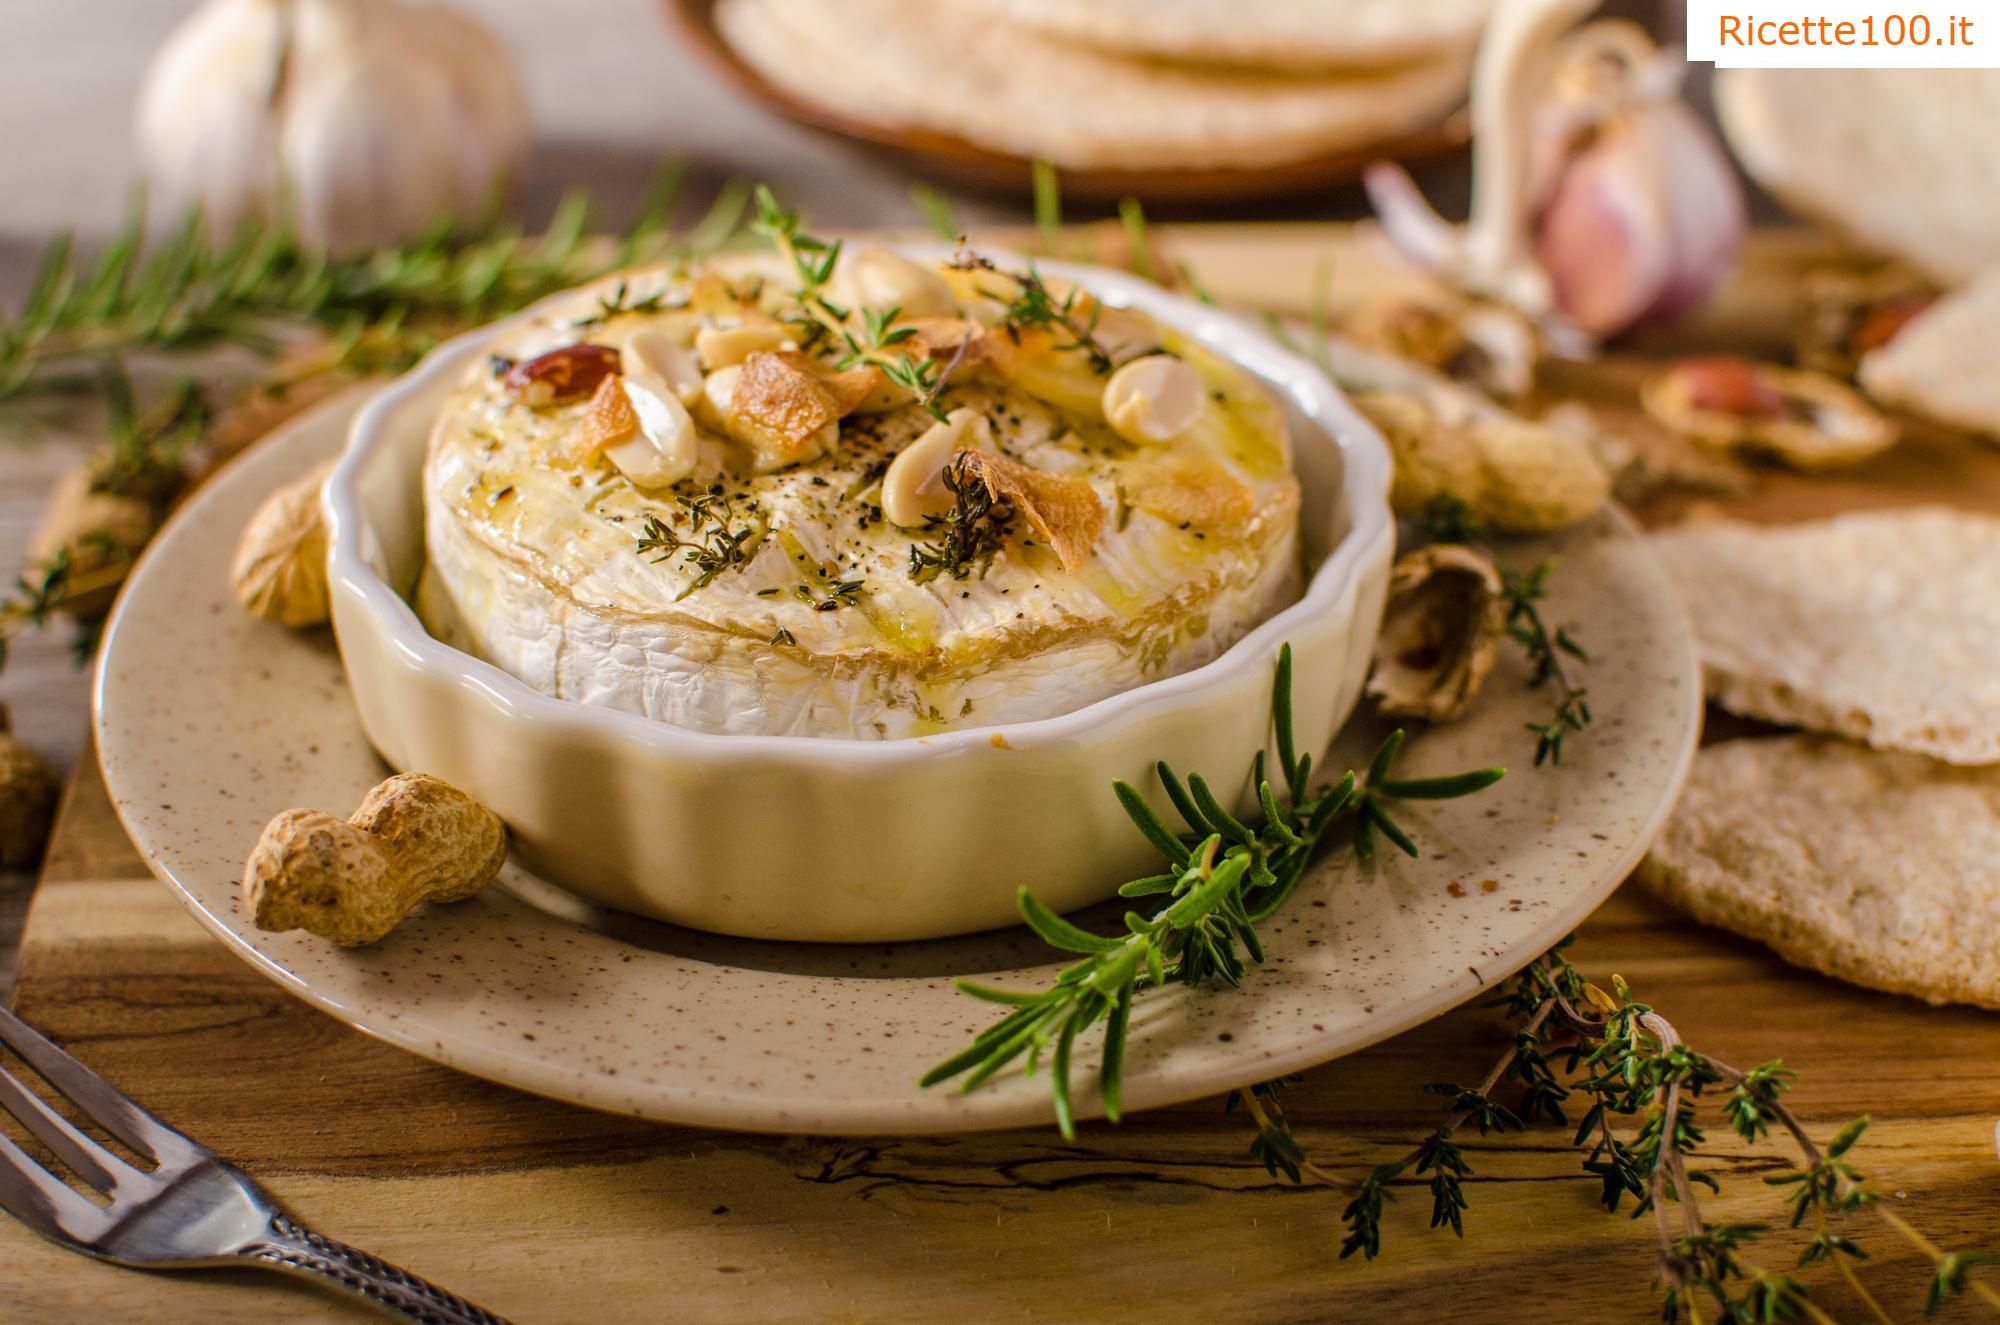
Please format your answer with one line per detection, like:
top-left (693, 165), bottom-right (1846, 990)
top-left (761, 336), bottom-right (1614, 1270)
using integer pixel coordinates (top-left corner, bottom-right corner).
top-left (661, 0), bottom-right (1471, 204)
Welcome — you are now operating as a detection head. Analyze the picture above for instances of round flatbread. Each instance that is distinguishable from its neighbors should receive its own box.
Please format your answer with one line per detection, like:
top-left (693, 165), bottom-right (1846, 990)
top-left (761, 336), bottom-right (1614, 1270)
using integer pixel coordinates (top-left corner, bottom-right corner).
top-left (1640, 736), bottom-right (2000, 1009)
top-left (1717, 69), bottom-right (2000, 285)
top-left (1860, 267), bottom-right (2000, 444)
top-left (1647, 508), bottom-right (2000, 766)
top-left (932, 0), bottom-right (1494, 71)
top-left (715, 0), bottom-right (1473, 172)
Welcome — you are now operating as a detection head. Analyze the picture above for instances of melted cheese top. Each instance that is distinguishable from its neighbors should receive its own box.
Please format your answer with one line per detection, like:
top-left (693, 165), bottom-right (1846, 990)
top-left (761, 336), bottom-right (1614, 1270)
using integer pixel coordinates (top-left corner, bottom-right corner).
top-left (420, 250), bottom-right (1301, 735)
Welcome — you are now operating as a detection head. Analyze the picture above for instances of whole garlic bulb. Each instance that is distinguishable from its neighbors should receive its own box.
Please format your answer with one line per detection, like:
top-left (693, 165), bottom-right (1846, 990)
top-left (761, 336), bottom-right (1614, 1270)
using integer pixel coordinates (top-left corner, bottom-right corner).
top-left (1365, 0), bottom-right (1744, 346)
top-left (135, 0), bottom-right (529, 252)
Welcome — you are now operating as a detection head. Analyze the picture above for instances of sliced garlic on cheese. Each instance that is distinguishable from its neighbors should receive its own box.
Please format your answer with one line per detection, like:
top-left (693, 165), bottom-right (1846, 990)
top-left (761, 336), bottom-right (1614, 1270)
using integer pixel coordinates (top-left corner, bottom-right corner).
top-left (695, 323), bottom-right (793, 370)
top-left (840, 248), bottom-right (958, 321)
top-left (624, 328), bottom-right (705, 406)
top-left (882, 407), bottom-right (993, 527)
top-left (1103, 355), bottom-right (1205, 445)
top-left (1093, 307), bottom-right (1163, 367)
top-left (695, 364), bottom-right (743, 432)
top-left (604, 376), bottom-right (697, 488)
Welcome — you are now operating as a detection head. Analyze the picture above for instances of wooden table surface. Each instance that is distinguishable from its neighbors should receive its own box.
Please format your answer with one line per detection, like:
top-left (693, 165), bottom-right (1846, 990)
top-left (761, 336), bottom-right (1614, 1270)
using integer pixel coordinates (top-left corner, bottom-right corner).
top-left (6, 225), bottom-right (2000, 1325)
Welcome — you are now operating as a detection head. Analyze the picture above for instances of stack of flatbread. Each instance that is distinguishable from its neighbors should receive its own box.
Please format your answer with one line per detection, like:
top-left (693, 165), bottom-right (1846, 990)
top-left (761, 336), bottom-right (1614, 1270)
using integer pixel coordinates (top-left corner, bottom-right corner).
top-left (1719, 69), bottom-right (2000, 444)
top-left (1641, 508), bottom-right (2000, 1009)
top-left (713, 0), bottom-right (1485, 172)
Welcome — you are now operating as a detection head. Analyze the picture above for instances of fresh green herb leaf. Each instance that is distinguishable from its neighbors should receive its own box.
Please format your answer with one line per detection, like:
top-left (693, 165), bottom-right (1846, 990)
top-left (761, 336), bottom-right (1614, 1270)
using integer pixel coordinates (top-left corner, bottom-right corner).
top-left (923, 645), bottom-right (1503, 1139)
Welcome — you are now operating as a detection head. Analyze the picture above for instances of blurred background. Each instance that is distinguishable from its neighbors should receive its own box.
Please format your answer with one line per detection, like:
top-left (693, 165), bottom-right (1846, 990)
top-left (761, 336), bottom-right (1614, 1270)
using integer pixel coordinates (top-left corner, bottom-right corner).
top-left (0, 0), bottom-right (1685, 240)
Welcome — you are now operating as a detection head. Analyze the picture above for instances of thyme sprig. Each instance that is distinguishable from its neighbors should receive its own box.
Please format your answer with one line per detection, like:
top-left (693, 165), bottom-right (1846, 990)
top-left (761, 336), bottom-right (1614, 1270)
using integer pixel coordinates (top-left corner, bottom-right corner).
top-left (1502, 559), bottom-right (1593, 766)
top-left (0, 550), bottom-right (80, 673)
top-left (948, 250), bottom-right (1117, 375)
top-left (1417, 496), bottom-right (1595, 766)
top-left (1234, 943), bottom-right (2000, 1323)
top-left (749, 187), bottom-right (958, 422)
top-left (635, 486), bottom-right (764, 599)
top-left (922, 645), bottom-right (1505, 1139)
top-left (907, 453), bottom-right (1011, 585)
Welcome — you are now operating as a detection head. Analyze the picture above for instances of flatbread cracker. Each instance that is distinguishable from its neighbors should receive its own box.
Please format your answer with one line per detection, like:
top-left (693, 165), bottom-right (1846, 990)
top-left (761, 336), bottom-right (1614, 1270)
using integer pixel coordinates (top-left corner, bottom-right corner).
top-left (1860, 266), bottom-right (2000, 444)
top-left (715, 0), bottom-right (1473, 172)
top-left (934, 0), bottom-right (1494, 72)
top-left (1717, 69), bottom-right (2000, 285)
top-left (1639, 736), bottom-right (2000, 1009)
top-left (1648, 508), bottom-right (2000, 766)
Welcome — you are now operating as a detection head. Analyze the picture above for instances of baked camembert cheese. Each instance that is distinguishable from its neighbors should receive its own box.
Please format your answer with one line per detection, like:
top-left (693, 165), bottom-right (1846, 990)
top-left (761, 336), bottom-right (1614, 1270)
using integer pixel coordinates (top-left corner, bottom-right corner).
top-left (417, 233), bottom-right (1302, 739)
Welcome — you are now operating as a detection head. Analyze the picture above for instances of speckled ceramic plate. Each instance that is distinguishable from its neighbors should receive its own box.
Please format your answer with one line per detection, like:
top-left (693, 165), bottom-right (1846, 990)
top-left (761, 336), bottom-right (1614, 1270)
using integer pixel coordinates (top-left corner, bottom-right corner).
top-left (94, 395), bottom-right (1700, 1135)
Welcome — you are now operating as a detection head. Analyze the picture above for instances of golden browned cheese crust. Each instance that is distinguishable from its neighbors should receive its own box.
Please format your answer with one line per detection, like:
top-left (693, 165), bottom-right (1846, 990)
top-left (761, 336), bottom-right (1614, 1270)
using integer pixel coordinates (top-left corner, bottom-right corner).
top-left (417, 252), bottom-right (1302, 738)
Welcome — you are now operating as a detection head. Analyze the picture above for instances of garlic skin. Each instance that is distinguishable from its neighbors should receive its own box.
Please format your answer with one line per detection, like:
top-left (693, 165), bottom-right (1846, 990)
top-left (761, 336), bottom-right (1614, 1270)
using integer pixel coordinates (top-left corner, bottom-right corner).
top-left (1367, 544), bottom-right (1506, 724)
top-left (135, 0), bottom-right (529, 252)
top-left (1365, 0), bottom-right (1744, 345)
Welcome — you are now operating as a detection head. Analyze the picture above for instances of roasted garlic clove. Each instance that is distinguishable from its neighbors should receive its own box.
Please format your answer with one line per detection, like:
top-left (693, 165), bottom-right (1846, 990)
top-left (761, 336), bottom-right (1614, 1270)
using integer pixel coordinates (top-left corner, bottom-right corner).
top-left (599, 376), bottom-right (698, 489)
top-left (836, 248), bottom-right (959, 321)
top-left (1367, 544), bottom-right (1506, 723)
top-left (724, 351), bottom-right (853, 473)
top-left (232, 460), bottom-right (336, 627)
top-left (694, 323), bottom-right (793, 371)
top-left (1641, 356), bottom-right (1897, 471)
top-left (622, 327), bottom-right (706, 407)
top-left (1102, 355), bottom-right (1205, 445)
top-left (696, 363), bottom-right (743, 433)
top-left (882, 408), bottom-right (994, 528)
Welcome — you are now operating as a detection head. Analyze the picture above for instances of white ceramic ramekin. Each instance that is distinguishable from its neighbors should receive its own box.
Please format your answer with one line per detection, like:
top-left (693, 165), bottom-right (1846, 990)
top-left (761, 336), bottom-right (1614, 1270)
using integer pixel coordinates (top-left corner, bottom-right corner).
top-left (325, 253), bottom-right (1394, 942)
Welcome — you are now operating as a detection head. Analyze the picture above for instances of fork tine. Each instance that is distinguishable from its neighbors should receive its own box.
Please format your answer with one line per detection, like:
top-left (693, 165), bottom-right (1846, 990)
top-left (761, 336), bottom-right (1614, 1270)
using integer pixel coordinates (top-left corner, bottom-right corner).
top-left (0, 1128), bottom-right (105, 1244)
top-left (0, 1004), bottom-right (185, 1164)
top-left (0, 1062), bottom-right (124, 1192)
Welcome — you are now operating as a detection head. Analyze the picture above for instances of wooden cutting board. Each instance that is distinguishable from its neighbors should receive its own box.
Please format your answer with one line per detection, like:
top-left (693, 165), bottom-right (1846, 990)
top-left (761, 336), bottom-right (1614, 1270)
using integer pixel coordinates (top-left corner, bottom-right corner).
top-left (8, 226), bottom-right (2000, 1324)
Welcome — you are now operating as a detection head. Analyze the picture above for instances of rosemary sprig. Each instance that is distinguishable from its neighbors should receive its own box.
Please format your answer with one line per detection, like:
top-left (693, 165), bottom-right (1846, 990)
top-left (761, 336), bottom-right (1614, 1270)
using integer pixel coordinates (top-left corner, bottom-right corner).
top-left (92, 364), bottom-right (206, 501)
top-left (922, 645), bottom-right (1505, 1139)
top-left (0, 169), bottom-right (740, 415)
top-left (635, 487), bottom-right (764, 599)
top-left (907, 453), bottom-right (1011, 585)
top-left (1237, 942), bottom-right (2000, 1324)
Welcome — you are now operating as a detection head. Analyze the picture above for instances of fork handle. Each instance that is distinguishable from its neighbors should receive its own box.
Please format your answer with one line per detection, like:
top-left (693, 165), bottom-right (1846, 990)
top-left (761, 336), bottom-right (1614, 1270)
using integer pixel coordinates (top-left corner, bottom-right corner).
top-left (241, 1214), bottom-right (512, 1325)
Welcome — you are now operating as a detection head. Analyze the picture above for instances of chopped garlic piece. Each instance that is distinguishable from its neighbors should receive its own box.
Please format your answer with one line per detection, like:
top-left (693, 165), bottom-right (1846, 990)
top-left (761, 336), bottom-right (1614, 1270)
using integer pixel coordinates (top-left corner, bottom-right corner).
top-left (882, 408), bottom-right (994, 528)
top-left (1103, 355), bottom-right (1205, 444)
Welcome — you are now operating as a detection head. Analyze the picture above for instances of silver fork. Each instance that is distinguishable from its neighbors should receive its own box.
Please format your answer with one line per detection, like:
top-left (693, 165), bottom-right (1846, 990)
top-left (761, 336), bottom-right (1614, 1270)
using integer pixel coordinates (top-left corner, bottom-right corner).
top-left (0, 1002), bottom-right (512, 1323)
